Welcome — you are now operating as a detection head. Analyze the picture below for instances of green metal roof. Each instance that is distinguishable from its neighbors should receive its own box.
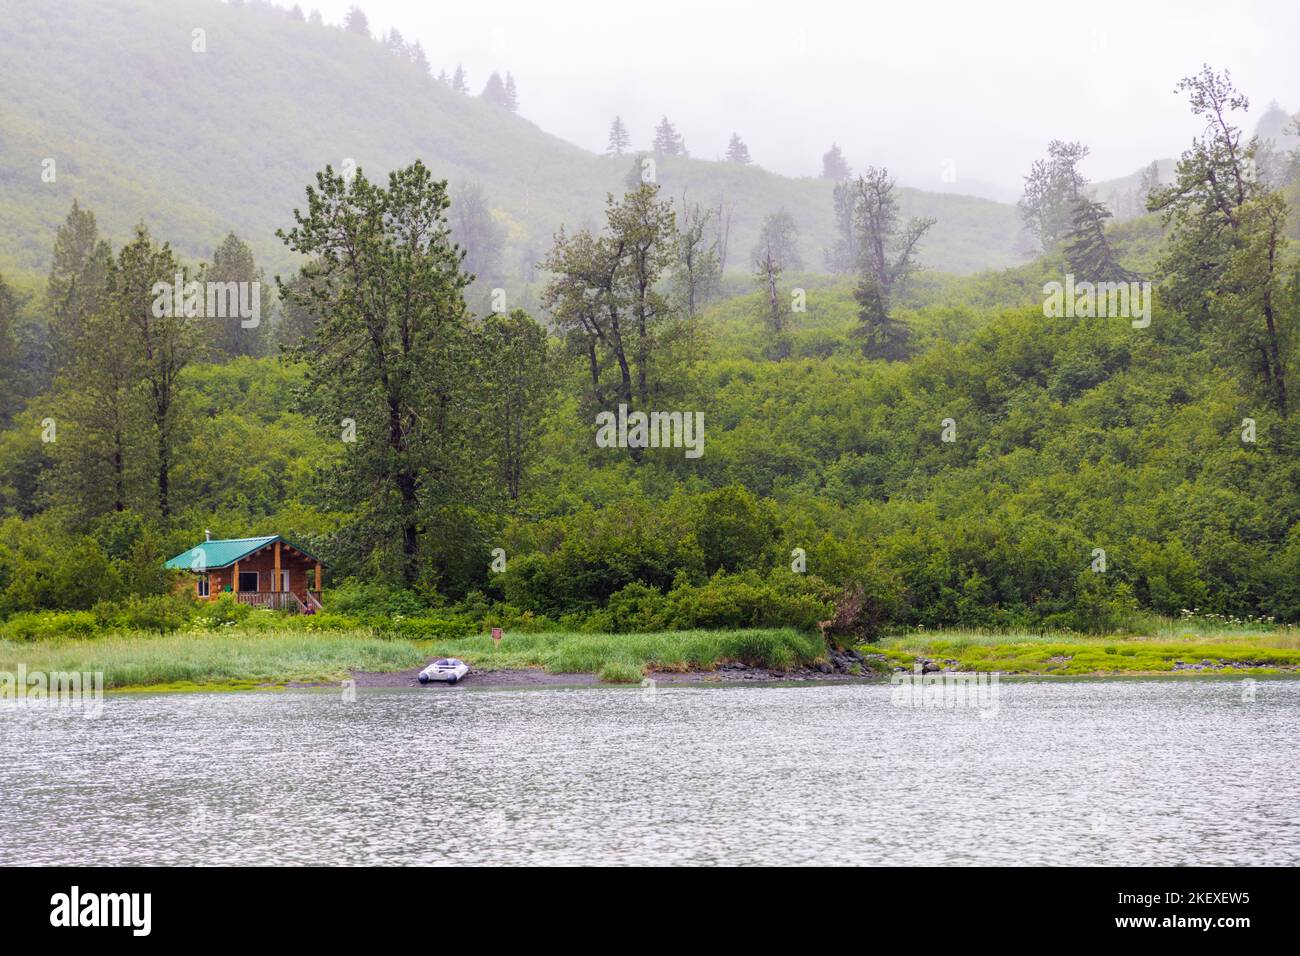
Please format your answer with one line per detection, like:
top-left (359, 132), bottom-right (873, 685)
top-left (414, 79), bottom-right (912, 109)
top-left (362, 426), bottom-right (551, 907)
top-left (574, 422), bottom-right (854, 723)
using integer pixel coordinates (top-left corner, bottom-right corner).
top-left (164, 535), bottom-right (323, 571)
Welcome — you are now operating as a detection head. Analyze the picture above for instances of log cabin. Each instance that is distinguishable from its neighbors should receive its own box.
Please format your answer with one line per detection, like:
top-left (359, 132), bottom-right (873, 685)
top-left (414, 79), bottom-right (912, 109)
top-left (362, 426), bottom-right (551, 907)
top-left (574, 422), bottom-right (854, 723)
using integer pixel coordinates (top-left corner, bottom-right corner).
top-left (165, 535), bottom-right (325, 613)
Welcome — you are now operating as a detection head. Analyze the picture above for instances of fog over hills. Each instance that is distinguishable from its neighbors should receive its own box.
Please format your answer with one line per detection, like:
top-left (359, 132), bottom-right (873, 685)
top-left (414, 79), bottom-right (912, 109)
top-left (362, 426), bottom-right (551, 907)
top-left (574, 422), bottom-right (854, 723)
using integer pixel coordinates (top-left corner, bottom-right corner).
top-left (1, 0), bottom-right (1028, 278)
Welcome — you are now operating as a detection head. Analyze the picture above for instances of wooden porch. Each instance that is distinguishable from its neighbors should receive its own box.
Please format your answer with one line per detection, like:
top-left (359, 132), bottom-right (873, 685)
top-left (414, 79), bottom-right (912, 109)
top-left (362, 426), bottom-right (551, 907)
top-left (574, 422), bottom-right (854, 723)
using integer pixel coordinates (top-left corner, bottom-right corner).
top-left (235, 590), bottom-right (323, 613)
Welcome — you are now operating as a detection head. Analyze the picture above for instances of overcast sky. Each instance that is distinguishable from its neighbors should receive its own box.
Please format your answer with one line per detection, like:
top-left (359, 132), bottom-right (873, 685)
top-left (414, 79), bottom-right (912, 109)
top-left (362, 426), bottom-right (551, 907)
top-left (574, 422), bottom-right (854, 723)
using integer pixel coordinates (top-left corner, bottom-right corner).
top-left (306, 0), bottom-right (1299, 198)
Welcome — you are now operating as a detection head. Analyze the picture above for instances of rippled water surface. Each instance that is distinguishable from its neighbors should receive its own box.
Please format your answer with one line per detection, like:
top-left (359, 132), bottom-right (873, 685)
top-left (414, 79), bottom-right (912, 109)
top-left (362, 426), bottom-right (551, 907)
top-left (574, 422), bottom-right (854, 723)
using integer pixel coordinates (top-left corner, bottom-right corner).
top-left (2, 678), bottom-right (1296, 865)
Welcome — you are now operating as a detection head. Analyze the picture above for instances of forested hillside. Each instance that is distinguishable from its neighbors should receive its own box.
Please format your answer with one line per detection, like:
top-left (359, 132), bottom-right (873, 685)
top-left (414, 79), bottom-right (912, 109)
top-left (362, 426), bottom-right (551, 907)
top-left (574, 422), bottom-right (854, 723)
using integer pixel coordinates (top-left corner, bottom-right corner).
top-left (1, 6), bottom-right (1299, 643)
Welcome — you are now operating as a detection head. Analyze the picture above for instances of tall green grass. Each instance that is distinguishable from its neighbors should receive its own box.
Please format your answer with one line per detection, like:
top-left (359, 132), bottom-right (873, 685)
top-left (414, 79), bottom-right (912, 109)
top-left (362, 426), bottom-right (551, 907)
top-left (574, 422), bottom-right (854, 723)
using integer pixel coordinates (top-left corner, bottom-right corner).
top-left (877, 630), bottom-right (1300, 674)
top-left (0, 630), bottom-right (424, 690)
top-left (427, 628), bottom-right (825, 675)
top-left (0, 627), bottom-right (827, 691)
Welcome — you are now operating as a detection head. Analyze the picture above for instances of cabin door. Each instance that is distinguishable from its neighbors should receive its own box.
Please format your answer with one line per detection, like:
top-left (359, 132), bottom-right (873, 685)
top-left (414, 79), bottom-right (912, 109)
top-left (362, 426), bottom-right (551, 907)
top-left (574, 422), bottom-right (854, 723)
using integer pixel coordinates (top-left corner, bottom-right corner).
top-left (281, 570), bottom-right (291, 593)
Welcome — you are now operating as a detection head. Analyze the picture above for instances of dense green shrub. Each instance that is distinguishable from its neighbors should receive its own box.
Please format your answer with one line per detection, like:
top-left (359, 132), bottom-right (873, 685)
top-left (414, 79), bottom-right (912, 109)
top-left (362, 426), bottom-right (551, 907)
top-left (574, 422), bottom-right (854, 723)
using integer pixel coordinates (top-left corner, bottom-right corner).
top-left (374, 614), bottom-right (477, 641)
top-left (0, 610), bottom-right (98, 641)
top-left (326, 582), bottom-right (432, 621)
top-left (663, 571), bottom-right (833, 631)
top-left (192, 594), bottom-right (250, 628)
top-left (301, 612), bottom-right (365, 632)
top-left (99, 594), bottom-right (195, 634)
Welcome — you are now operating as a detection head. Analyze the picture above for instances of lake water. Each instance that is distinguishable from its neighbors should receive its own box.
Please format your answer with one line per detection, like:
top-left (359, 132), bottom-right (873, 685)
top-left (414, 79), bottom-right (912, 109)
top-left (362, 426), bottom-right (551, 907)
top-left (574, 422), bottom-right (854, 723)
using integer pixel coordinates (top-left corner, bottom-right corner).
top-left (2, 678), bottom-right (1296, 866)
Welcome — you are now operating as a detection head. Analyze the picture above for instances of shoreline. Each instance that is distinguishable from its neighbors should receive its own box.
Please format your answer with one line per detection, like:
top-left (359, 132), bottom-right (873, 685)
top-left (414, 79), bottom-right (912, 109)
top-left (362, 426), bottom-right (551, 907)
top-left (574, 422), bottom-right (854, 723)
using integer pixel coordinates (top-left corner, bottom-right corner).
top-left (343, 656), bottom-right (1298, 691)
top-left (95, 665), bottom-right (1298, 695)
top-left (346, 661), bottom-right (879, 689)
top-left (9, 628), bottom-right (1297, 696)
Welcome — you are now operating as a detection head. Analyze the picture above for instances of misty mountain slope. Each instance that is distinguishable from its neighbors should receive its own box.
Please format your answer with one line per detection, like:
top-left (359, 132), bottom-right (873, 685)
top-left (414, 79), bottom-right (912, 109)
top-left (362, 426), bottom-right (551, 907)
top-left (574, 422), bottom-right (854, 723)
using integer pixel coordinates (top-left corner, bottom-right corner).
top-left (0, 0), bottom-right (1024, 278)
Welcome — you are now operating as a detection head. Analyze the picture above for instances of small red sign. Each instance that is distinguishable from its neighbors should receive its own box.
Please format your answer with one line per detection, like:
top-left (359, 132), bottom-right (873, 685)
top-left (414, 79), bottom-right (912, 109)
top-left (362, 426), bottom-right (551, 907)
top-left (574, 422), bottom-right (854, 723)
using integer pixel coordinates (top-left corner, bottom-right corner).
top-left (491, 627), bottom-right (503, 643)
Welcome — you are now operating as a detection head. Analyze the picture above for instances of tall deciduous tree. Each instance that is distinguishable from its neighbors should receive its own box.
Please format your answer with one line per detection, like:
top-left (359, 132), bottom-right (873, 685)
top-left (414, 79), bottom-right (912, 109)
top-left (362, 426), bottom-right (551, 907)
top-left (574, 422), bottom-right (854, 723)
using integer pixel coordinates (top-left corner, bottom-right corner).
top-left (477, 310), bottom-right (551, 500)
top-left (1138, 161), bottom-right (1162, 205)
top-left (1018, 140), bottom-right (1090, 252)
top-left (542, 184), bottom-right (683, 460)
top-left (674, 195), bottom-right (722, 321)
top-left (751, 210), bottom-right (802, 337)
top-left (278, 161), bottom-right (479, 583)
top-left (1150, 66), bottom-right (1294, 414)
top-left (825, 180), bottom-right (858, 273)
top-left (848, 167), bottom-right (935, 361)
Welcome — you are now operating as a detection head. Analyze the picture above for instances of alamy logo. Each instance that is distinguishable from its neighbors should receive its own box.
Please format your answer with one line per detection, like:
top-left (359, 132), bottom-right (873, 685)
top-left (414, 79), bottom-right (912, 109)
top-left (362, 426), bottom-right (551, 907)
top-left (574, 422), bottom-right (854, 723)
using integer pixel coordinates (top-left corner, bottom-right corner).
top-left (50, 886), bottom-right (151, 936)
top-left (151, 274), bottom-right (261, 328)
top-left (1, 665), bottom-right (103, 718)
top-left (890, 663), bottom-right (1000, 715)
top-left (595, 403), bottom-right (704, 458)
top-left (1043, 275), bottom-right (1151, 328)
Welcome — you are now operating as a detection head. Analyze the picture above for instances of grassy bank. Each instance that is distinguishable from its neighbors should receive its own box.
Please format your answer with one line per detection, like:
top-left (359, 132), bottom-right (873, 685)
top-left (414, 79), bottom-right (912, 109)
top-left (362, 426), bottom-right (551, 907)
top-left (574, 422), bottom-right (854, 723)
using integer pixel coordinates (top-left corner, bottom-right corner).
top-left (0, 630), bottom-right (426, 691)
top-left (876, 629), bottom-right (1300, 675)
top-left (424, 628), bottom-right (826, 682)
top-left (4, 626), bottom-right (1298, 693)
top-left (0, 627), bottom-right (826, 690)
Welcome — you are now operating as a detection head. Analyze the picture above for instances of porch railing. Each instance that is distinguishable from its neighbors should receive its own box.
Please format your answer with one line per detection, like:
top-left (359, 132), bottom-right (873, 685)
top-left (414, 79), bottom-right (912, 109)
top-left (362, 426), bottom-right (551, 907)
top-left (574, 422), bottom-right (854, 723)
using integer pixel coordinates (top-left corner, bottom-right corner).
top-left (235, 591), bottom-right (298, 611)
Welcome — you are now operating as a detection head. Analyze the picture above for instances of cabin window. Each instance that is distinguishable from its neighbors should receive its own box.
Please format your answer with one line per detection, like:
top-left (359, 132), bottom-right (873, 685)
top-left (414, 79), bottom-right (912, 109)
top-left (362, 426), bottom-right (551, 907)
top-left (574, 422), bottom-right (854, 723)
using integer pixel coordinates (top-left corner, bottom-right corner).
top-left (238, 571), bottom-right (260, 592)
top-left (197, 575), bottom-right (210, 597)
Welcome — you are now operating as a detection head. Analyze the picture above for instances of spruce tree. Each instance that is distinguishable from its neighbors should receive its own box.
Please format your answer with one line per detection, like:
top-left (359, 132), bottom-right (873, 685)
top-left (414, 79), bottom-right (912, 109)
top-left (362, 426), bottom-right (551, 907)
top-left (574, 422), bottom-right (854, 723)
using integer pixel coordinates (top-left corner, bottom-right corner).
top-left (481, 72), bottom-right (509, 108)
top-left (821, 143), bottom-right (851, 180)
top-left (48, 254), bottom-right (145, 517)
top-left (652, 116), bottom-right (686, 157)
top-left (204, 232), bottom-right (265, 359)
top-left (383, 28), bottom-right (406, 58)
top-left (343, 5), bottom-right (369, 37)
top-left (46, 200), bottom-right (111, 374)
top-left (852, 274), bottom-right (912, 361)
top-left (607, 117), bottom-right (631, 155)
top-left (278, 161), bottom-right (481, 583)
top-left (408, 41), bottom-right (431, 75)
top-left (118, 226), bottom-right (199, 521)
top-left (1063, 199), bottom-right (1139, 283)
top-left (845, 167), bottom-right (934, 361)
top-left (725, 133), bottom-right (752, 165)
